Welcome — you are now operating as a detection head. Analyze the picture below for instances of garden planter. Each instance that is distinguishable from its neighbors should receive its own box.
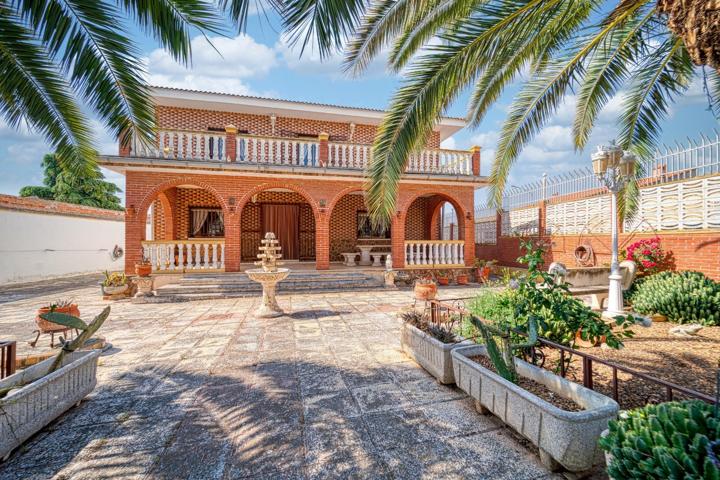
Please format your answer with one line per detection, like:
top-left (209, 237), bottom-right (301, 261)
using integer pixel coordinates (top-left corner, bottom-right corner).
top-left (134, 263), bottom-right (152, 277)
top-left (437, 277), bottom-right (450, 286)
top-left (413, 282), bottom-right (437, 301)
top-left (456, 274), bottom-right (469, 285)
top-left (0, 350), bottom-right (101, 460)
top-left (400, 323), bottom-right (470, 384)
top-left (35, 305), bottom-right (80, 332)
top-left (101, 284), bottom-right (129, 296)
top-left (452, 345), bottom-right (618, 472)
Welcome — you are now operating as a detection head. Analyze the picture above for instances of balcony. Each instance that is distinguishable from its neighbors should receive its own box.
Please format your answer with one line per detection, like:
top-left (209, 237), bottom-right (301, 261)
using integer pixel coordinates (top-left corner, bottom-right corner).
top-left (129, 130), bottom-right (476, 177)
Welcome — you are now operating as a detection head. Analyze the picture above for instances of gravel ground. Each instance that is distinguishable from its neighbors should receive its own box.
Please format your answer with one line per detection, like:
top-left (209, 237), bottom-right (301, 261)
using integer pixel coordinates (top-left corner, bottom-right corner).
top-left (541, 321), bottom-right (720, 410)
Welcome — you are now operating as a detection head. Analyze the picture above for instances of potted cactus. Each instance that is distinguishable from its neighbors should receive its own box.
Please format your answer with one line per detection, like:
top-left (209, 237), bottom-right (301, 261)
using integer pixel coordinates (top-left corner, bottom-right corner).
top-left (32, 299), bottom-right (80, 347)
top-left (452, 315), bottom-right (619, 472)
top-left (101, 271), bottom-right (130, 296)
top-left (436, 270), bottom-right (450, 286)
top-left (1, 307), bottom-right (110, 460)
top-left (134, 249), bottom-right (152, 277)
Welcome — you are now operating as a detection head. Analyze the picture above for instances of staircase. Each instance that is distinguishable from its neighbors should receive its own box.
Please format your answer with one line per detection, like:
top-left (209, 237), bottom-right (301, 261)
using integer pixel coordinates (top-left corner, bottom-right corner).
top-left (152, 271), bottom-right (386, 301)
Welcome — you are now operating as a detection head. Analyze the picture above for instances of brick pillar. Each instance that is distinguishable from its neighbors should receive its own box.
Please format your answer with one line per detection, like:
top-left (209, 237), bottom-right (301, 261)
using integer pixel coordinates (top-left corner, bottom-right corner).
top-left (471, 146), bottom-right (481, 176)
top-left (495, 211), bottom-right (503, 243)
top-left (224, 210), bottom-right (241, 272)
top-left (225, 124), bottom-right (237, 162)
top-left (316, 210), bottom-right (330, 270)
top-left (119, 129), bottom-right (131, 156)
top-left (464, 211), bottom-right (475, 267)
top-left (391, 215), bottom-right (405, 268)
top-left (124, 205), bottom-right (145, 274)
top-left (318, 132), bottom-right (329, 167)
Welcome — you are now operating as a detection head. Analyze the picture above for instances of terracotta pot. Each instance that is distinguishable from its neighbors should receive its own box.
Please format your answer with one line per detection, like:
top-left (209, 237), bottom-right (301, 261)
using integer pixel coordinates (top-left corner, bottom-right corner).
top-left (414, 282), bottom-right (437, 301)
top-left (476, 266), bottom-right (491, 282)
top-left (437, 277), bottom-right (450, 286)
top-left (574, 329), bottom-right (605, 348)
top-left (456, 274), bottom-right (469, 285)
top-left (35, 305), bottom-right (80, 332)
top-left (135, 263), bottom-right (152, 277)
top-left (651, 313), bottom-right (667, 323)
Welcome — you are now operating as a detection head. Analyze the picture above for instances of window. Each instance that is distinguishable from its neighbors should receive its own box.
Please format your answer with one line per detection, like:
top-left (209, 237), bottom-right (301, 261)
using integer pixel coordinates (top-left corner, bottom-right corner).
top-left (189, 208), bottom-right (224, 237)
top-left (357, 211), bottom-right (390, 239)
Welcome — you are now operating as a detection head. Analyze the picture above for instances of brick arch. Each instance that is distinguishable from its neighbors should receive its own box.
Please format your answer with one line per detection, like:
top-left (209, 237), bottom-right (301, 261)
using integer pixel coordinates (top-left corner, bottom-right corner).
top-left (136, 177), bottom-right (230, 224)
top-left (155, 190), bottom-right (175, 240)
top-left (327, 185), bottom-right (365, 215)
top-left (237, 182), bottom-right (321, 220)
top-left (399, 190), bottom-right (469, 239)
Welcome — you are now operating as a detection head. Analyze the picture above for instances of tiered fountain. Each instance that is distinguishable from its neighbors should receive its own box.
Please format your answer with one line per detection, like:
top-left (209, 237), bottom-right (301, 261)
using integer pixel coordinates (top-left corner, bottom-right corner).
top-left (245, 232), bottom-right (291, 318)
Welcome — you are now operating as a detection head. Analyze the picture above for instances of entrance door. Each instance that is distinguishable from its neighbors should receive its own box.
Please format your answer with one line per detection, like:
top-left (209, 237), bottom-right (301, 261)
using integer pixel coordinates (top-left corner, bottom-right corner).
top-left (261, 204), bottom-right (300, 260)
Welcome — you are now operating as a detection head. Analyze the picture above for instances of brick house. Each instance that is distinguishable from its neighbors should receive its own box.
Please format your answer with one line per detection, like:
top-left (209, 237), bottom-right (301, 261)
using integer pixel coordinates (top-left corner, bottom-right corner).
top-left (98, 87), bottom-right (487, 274)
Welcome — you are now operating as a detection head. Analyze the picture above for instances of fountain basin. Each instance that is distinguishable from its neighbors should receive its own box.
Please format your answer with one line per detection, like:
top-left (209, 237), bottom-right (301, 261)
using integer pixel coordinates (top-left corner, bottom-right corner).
top-left (245, 268), bottom-right (290, 318)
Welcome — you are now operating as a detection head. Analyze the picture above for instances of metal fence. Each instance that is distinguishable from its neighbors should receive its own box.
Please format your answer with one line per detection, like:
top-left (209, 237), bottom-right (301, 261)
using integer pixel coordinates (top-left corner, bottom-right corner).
top-left (475, 132), bottom-right (720, 214)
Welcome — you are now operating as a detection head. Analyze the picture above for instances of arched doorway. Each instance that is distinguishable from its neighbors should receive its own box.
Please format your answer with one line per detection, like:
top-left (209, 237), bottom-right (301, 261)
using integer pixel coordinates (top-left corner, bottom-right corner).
top-left (239, 188), bottom-right (317, 264)
top-left (328, 189), bottom-right (391, 264)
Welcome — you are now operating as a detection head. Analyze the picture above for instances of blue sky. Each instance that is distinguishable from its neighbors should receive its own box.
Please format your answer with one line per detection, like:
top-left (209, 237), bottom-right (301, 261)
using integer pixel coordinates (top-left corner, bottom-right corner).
top-left (0, 11), bottom-right (717, 202)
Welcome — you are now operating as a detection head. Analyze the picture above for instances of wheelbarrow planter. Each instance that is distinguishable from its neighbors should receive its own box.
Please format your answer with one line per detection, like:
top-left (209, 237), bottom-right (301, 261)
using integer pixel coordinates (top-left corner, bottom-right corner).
top-left (451, 345), bottom-right (618, 472)
top-left (400, 323), bottom-right (470, 384)
top-left (0, 350), bottom-right (101, 461)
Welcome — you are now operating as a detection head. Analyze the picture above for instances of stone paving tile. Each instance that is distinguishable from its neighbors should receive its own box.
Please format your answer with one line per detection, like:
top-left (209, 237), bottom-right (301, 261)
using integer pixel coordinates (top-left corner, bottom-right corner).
top-left (0, 284), bottom-right (558, 479)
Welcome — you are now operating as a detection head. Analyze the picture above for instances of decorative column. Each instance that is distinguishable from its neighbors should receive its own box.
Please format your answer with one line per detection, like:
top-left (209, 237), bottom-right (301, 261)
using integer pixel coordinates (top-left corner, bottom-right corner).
top-left (318, 132), bottom-right (329, 167)
top-left (225, 124), bottom-right (237, 162)
top-left (471, 145), bottom-right (481, 176)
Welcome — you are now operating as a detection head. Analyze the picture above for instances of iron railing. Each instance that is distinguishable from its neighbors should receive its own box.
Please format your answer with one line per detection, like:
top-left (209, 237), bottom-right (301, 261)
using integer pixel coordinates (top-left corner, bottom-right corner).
top-left (428, 298), bottom-right (716, 408)
top-left (1, 340), bottom-right (17, 379)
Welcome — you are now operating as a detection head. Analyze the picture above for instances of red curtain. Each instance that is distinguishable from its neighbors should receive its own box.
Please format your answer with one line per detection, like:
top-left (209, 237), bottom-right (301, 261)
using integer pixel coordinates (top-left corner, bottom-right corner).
top-left (262, 204), bottom-right (300, 260)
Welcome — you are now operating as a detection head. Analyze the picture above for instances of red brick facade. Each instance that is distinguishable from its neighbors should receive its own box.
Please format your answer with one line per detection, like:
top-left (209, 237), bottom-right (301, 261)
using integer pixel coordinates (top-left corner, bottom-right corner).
top-left (126, 171), bottom-right (476, 273)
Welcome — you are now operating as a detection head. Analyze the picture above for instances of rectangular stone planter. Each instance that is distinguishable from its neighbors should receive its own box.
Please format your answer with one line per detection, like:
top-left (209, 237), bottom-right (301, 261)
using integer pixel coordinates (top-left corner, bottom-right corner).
top-left (400, 323), bottom-right (469, 384)
top-left (452, 345), bottom-right (618, 472)
top-left (0, 350), bottom-right (101, 461)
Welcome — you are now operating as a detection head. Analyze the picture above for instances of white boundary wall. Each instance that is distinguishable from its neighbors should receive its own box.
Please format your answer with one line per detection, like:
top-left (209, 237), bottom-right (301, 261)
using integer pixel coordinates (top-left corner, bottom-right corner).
top-left (0, 208), bottom-right (130, 284)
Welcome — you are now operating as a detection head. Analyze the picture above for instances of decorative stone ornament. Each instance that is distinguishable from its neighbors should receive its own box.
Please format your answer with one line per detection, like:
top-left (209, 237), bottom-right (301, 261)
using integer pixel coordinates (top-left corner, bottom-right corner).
top-left (245, 232), bottom-right (290, 317)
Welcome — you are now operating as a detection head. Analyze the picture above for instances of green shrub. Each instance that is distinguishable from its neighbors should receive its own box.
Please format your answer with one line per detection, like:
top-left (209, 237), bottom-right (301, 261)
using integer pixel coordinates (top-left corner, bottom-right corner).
top-left (600, 400), bottom-right (720, 480)
top-left (629, 271), bottom-right (720, 326)
top-left (468, 290), bottom-right (515, 324)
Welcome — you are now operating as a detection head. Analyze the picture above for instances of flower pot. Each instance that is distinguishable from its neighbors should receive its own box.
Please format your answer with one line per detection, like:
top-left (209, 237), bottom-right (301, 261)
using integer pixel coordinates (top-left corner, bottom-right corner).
top-left (101, 284), bottom-right (129, 296)
top-left (35, 305), bottom-right (80, 332)
top-left (456, 274), bottom-right (469, 285)
top-left (0, 350), bottom-right (101, 460)
top-left (650, 313), bottom-right (667, 323)
top-left (437, 277), bottom-right (450, 286)
top-left (452, 345), bottom-right (618, 472)
top-left (401, 323), bottom-right (470, 384)
top-left (476, 266), bottom-right (491, 282)
top-left (413, 282), bottom-right (437, 301)
top-left (134, 263), bottom-right (152, 277)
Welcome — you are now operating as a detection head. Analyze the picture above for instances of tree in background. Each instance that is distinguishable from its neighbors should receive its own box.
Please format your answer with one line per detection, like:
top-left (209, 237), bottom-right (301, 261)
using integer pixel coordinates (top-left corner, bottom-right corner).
top-left (20, 154), bottom-right (122, 211)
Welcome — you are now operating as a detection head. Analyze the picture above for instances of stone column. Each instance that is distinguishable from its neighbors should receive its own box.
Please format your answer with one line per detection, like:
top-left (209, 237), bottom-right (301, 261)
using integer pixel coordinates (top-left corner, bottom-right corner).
top-left (225, 124), bottom-right (237, 162)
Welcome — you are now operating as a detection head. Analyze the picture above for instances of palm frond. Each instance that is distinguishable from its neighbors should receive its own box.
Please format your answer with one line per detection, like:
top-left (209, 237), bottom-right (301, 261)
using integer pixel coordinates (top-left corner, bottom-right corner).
top-left (618, 37), bottom-right (694, 159)
top-left (0, 9), bottom-right (94, 175)
top-left (281, 0), bottom-right (366, 59)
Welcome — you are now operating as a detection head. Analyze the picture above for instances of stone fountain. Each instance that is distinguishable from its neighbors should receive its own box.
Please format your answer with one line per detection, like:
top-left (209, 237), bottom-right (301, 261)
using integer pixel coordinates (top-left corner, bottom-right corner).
top-left (245, 232), bottom-right (291, 318)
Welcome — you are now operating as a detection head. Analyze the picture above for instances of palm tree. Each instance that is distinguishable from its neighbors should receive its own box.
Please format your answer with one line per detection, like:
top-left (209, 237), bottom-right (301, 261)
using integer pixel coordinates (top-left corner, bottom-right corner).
top-left (0, 0), bottom-right (365, 177)
top-left (310, 0), bottom-right (720, 223)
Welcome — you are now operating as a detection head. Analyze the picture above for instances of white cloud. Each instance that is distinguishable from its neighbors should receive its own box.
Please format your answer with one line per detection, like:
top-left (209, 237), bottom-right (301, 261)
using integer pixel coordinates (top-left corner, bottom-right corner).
top-left (145, 34), bottom-right (278, 95)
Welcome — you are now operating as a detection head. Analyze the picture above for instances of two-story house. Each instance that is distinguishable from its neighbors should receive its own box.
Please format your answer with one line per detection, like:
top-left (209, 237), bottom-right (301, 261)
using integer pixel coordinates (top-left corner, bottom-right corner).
top-left (98, 86), bottom-right (487, 275)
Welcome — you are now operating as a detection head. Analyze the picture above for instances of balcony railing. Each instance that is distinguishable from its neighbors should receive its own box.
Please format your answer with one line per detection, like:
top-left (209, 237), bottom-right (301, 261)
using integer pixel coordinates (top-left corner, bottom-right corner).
top-left (142, 239), bottom-right (225, 273)
top-left (130, 130), bottom-right (474, 176)
top-left (404, 240), bottom-right (465, 267)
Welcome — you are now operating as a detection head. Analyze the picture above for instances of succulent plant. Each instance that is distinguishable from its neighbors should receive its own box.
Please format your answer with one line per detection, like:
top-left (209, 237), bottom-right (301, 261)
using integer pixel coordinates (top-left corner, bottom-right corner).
top-left (629, 271), bottom-right (720, 326)
top-left (600, 400), bottom-right (720, 479)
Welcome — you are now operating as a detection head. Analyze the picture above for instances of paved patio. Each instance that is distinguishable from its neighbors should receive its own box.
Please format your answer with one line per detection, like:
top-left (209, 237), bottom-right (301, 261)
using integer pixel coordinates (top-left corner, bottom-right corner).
top-left (0, 282), bottom-right (562, 479)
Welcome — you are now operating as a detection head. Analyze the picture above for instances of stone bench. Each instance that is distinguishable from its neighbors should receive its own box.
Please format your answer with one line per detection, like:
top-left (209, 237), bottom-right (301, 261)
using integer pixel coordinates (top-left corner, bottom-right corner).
top-left (549, 261), bottom-right (637, 310)
top-left (341, 252), bottom-right (358, 267)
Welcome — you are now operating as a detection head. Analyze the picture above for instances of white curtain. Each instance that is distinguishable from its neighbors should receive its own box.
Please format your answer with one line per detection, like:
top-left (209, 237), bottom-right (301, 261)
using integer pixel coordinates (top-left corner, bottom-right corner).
top-left (192, 209), bottom-right (210, 235)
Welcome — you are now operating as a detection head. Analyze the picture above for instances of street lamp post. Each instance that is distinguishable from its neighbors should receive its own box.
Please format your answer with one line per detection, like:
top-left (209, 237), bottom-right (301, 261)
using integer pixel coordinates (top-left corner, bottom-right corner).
top-left (591, 143), bottom-right (636, 318)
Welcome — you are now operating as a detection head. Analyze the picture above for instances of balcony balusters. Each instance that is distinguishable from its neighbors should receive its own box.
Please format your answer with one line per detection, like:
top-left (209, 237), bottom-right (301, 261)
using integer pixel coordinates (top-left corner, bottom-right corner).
top-left (142, 240), bottom-right (225, 272)
top-left (404, 240), bottom-right (465, 267)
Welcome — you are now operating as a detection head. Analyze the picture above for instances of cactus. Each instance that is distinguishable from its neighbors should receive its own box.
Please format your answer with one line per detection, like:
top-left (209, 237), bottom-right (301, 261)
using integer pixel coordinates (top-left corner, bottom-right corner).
top-left (599, 400), bottom-right (720, 479)
top-left (629, 271), bottom-right (720, 326)
top-left (469, 314), bottom-right (538, 383)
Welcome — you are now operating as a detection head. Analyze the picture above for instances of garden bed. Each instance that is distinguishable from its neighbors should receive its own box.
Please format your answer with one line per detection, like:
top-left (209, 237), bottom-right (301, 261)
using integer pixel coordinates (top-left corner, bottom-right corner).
top-left (541, 322), bottom-right (720, 409)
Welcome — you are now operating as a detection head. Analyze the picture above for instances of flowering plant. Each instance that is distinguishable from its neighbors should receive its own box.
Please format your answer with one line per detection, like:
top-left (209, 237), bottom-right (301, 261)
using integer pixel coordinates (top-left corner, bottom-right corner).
top-left (625, 237), bottom-right (666, 274)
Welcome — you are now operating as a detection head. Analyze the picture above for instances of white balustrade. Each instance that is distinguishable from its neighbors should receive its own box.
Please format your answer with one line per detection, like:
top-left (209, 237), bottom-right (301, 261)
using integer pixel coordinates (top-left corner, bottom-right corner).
top-left (404, 241), bottom-right (465, 267)
top-left (131, 130), bottom-right (474, 175)
top-left (142, 240), bottom-right (225, 272)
